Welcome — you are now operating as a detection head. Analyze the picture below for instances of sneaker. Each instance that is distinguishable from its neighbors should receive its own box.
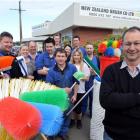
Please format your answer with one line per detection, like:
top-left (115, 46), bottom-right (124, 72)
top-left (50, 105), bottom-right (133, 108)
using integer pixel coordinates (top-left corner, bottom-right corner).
top-left (69, 119), bottom-right (75, 128)
top-left (77, 120), bottom-right (82, 129)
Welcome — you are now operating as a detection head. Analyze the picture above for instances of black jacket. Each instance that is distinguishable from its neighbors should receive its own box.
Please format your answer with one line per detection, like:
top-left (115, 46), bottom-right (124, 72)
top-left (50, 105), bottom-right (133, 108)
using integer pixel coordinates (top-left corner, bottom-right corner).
top-left (100, 61), bottom-right (140, 140)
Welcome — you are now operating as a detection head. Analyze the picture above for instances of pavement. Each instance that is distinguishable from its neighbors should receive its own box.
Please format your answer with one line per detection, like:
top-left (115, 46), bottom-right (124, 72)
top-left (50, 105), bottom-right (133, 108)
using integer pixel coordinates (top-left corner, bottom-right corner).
top-left (55, 114), bottom-right (90, 140)
top-left (68, 114), bottom-right (90, 140)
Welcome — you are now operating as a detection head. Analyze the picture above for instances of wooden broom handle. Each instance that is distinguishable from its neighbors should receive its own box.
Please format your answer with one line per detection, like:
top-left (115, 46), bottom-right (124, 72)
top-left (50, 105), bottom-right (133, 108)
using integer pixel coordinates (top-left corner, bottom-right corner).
top-left (40, 133), bottom-right (48, 140)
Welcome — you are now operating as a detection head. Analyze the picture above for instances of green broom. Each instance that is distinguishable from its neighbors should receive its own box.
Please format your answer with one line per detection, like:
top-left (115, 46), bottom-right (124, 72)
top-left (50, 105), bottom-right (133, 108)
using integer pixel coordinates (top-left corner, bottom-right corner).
top-left (19, 89), bottom-right (69, 111)
top-left (70, 71), bottom-right (85, 89)
top-left (84, 56), bottom-right (100, 78)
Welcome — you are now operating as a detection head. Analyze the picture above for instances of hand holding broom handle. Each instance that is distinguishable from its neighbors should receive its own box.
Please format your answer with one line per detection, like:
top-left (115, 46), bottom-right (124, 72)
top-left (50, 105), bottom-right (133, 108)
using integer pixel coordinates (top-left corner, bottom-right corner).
top-left (66, 84), bottom-right (94, 116)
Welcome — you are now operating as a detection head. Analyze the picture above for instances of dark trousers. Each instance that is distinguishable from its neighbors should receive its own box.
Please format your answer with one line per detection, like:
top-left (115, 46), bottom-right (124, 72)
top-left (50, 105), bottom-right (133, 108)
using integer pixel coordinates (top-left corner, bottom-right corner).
top-left (74, 93), bottom-right (85, 114)
top-left (82, 88), bottom-right (93, 117)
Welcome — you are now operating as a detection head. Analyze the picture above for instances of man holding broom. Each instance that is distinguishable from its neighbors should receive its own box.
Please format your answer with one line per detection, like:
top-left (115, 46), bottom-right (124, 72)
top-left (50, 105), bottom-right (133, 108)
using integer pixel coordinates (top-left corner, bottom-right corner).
top-left (0, 31), bottom-right (24, 78)
top-left (46, 48), bottom-right (79, 140)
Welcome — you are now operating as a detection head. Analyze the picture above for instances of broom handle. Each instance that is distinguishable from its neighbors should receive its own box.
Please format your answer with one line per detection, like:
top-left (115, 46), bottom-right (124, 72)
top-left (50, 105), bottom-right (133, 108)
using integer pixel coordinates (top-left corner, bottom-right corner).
top-left (70, 82), bottom-right (77, 90)
top-left (0, 71), bottom-right (4, 75)
top-left (84, 59), bottom-right (100, 78)
top-left (40, 133), bottom-right (48, 140)
top-left (66, 84), bottom-right (94, 116)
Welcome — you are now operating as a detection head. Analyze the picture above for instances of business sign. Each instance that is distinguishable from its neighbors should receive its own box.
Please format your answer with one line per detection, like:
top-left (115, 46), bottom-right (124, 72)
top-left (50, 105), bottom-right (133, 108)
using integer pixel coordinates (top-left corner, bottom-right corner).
top-left (32, 21), bottom-right (51, 30)
top-left (80, 5), bottom-right (140, 22)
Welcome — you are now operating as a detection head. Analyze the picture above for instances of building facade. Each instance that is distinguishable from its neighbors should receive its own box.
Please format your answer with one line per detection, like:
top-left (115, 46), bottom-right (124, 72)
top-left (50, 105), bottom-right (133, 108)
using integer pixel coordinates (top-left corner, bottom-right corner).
top-left (32, 2), bottom-right (140, 45)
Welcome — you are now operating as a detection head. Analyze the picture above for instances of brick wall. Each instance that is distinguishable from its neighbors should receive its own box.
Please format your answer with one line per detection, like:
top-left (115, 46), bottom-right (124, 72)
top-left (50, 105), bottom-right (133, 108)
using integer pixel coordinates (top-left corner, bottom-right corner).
top-left (73, 27), bottom-right (112, 45)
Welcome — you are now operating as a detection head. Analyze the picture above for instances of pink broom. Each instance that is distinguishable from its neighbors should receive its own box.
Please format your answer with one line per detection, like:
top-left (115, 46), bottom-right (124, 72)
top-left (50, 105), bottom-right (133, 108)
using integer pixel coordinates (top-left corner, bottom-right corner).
top-left (0, 97), bottom-right (42, 140)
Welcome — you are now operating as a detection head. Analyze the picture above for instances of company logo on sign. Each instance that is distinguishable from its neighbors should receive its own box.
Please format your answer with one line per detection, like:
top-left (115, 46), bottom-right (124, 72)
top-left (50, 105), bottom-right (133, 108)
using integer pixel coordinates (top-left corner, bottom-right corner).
top-left (80, 5), bottom-right (140, 22)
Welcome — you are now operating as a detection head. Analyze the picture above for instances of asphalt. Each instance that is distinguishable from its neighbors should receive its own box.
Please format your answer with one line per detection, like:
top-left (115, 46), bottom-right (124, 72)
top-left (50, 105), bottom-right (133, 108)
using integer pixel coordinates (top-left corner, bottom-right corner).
top-left (68, 114), bottom-right (90, 140)
top-left (55, 114), bottom-right (90, 140)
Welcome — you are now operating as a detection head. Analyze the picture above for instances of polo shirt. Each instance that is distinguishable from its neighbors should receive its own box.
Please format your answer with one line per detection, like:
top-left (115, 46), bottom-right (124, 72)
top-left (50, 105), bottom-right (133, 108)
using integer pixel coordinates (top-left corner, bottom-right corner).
top-left (46, 63), bottom-right (77, 88)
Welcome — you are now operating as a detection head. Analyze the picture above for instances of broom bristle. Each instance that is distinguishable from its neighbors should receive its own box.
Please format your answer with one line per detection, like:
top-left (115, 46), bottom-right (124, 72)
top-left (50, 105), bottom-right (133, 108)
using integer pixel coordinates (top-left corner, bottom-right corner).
top-left (0, 125), bottom-right (14, 140)
top-left (0, 97), bottom-right (42, 140)
top-left (0, 56), bottom-right (15, 70)
top-left (20, 89), bottom-right (69, 111)
top-left (29, 102), bottom-right (64, 136)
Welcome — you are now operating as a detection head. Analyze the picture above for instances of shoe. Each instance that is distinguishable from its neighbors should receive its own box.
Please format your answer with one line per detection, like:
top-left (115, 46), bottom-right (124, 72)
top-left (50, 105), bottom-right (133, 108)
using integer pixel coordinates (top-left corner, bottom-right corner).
top-left (59, 135), bottom-right (69, 140)
top-left (69, 119), bottom-right (75, 128)
top-left (77, 120), bottom-right (82, 129)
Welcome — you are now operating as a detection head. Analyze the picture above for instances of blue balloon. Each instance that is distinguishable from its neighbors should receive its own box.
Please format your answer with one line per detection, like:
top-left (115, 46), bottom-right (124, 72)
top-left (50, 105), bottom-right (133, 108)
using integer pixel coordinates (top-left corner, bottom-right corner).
top-left (104, 47), bottom-right (114, 56)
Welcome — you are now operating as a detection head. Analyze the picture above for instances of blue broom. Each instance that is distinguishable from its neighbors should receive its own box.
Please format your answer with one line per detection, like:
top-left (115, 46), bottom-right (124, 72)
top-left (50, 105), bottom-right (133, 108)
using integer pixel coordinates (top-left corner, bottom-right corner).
top-left (28, 102), bottom-right (63, 136)
top-left (19, 89), bottom-right (69, 111)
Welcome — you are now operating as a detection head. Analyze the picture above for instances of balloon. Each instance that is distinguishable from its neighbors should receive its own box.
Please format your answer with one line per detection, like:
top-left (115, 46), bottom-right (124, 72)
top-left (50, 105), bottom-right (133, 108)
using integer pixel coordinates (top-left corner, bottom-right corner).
top-left (112, 40), bottom-right (118, 48)
top-left (114, 48), bottom-right (121, 57)
top-left (102, 41), bottom-right (108, 46)
top-left (117, 40), bottom-right (122, 48)
top-left (104, 47), bottom-right (114, 57)
top-left (107, 40), bottom-right (113, 47)
top-left (98, 43), bottom-right (107, 54)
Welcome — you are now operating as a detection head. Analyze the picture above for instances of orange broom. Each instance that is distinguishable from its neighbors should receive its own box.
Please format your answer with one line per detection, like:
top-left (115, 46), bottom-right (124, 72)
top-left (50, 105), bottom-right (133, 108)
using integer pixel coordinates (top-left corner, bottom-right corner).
top-left (0, 56), bottom-right (15, 75)
top-left (0, 97), bottom-right (42, 140)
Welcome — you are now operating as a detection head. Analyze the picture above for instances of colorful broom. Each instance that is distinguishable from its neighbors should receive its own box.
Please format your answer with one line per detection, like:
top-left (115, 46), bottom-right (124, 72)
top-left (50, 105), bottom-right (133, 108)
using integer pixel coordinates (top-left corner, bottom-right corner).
top-left (0, 125), bottom-right (14, 140)
top-left (28, 102), bottom-right (63, 136)
top-left (84, 56), bottom-right (100, 78)
top-left (70, 71), bottom-right (85, 89)
top-left (0, 56), bottom-right (15, 75)
top-left (0, 97), bottom-right (42, 140)
top-left (0, 78), bottom-right (58, 99)
top-left (20, 89), bottom-right (69, 111)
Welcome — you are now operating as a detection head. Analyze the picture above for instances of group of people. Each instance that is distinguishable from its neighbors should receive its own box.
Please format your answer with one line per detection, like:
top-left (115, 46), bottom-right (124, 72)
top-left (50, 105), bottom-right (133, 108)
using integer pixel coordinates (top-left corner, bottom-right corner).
top-left (0, 32), bottom-right (99, 140)
top-left (1, 26), bottom-right (140, 140)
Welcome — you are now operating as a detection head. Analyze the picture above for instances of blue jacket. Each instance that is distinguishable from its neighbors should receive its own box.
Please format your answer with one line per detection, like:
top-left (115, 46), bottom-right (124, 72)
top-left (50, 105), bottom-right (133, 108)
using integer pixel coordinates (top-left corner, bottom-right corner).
top-left (35, 52), bottom-right (55, 70)
top-left (46, 63), bottom-right (77, 88)
top-left (0, 50), bottom-right (8, 56)
top-left (35, 52), bottom-right (55, 80)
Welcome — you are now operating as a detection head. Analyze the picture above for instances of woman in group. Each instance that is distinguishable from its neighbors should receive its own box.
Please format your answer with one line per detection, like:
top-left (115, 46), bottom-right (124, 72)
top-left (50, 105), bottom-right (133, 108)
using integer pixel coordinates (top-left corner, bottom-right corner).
top-left (18, 44), bottom-right (35, 79)
top-left (70, 48), bottom-right (90, 129)
top-left (64, 44), bottom-right (72, 62)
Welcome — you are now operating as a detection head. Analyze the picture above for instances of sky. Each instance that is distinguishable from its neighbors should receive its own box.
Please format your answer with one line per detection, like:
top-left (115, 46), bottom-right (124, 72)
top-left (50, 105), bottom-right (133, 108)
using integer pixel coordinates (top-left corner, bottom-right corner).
top-left (0, 0), bottom-right (140, 41)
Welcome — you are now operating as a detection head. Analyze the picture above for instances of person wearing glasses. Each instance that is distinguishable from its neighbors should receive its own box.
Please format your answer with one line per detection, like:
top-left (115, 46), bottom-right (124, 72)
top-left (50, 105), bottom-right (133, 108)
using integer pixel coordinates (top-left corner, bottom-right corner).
top-left (100, 26), bottom-right (140, 140)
